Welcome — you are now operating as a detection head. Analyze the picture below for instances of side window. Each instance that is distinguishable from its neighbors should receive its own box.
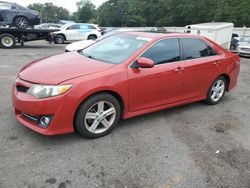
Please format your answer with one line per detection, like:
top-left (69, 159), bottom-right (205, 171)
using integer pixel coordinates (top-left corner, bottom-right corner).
top-left (67, 24), bottom-right (80, 30)
top-left (88, 25), bottom-right (96, 29)
top-left (207, 45), bottom-right (217, 56)
top-left (80, 25), bottom-right (88, 29)
top-left (0, 3), bottom-right (12, 10)
top-left (141, 38), bottom-right (181, 65)
top-left (182, 38), bottom-right (217, 60)
top-left (11, 5), bottom-right (17, 9)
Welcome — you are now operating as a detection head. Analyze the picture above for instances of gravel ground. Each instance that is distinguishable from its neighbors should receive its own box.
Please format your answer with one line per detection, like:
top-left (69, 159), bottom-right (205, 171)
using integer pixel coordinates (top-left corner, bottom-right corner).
top-left (0, 41), bottom-right (250, 188)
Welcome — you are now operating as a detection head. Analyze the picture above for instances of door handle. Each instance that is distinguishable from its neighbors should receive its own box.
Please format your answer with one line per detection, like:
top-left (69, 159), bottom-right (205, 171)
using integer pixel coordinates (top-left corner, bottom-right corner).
top-left (213, 61), bottom-right (221, 65)
top-left (174, 67), bottom-right (184, 72)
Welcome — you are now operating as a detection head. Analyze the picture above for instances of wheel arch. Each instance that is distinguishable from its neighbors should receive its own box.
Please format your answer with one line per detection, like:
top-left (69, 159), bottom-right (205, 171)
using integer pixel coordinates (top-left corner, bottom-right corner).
top-left (219, 74), bottom-right (230, 91)
top-left (73, 89), bottom-right (125, 131)
top-left (56, 33), bottom-right (67, 40)
top-left (12, 15), bottom-right (29, 25)
top-left (87, 34), bottom-right (97, 40)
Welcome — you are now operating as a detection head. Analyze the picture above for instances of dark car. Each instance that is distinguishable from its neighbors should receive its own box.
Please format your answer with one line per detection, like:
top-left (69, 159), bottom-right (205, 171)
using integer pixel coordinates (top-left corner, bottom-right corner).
top-left (0, 1), bottom-right (40, 29)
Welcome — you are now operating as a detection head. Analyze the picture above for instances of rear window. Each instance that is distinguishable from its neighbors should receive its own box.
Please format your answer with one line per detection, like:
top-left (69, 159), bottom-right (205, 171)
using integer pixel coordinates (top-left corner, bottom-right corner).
top-left (182, 38), bottom-right (217, 60)
top-left (88, 25), bottom-right (97, 29)
top-left (0, 3), bottom-right (11, 10)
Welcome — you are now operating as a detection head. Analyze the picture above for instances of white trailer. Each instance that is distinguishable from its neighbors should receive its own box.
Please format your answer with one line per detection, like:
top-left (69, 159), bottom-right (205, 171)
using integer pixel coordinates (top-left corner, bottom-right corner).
top-left (185, 22), bottom-right (234, 49)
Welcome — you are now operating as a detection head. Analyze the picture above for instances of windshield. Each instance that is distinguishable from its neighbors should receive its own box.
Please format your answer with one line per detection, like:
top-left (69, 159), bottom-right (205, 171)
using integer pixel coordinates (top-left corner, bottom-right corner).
top-left (79, 34), bottom-right (151, 64)
top-left (243, 37), bottom-right (250, 43)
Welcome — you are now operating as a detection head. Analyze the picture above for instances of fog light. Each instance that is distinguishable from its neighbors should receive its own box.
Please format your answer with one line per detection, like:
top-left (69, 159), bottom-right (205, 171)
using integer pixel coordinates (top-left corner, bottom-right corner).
top-left (39, 116), bottom-right (52, 128)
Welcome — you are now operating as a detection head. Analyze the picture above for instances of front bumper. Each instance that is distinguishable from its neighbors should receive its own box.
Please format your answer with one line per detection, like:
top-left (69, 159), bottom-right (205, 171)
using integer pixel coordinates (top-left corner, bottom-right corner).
top-left (238, 48), bottom-right (250, 57)
top-left (12, 78), bottom-right (75, 136)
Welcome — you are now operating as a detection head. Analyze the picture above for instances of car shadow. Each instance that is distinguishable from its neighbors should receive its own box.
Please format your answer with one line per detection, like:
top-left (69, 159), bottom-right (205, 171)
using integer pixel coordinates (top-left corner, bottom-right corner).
top-left (20, 101), bottom-right (208, 145)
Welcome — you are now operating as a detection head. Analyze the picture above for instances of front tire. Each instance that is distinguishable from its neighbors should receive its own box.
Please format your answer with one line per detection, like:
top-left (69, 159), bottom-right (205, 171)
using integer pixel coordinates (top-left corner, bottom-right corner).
top-left (75, 93), bottom-right (121, 139)
top-left (205, 76), bottom-right (227, 105)
top-left (55, 34), bottom-right (65, 44)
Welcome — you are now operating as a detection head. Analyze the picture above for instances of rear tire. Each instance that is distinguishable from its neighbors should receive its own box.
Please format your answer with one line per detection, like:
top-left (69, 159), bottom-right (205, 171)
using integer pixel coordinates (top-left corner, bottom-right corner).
top-left (14, 16), bottom-right (28, 29)
top-left (75, 93), bottom-right (121, 139)
top-left (55, 34), bottom-right (65, 44)
top-left (204, 76), bottom-right (227, 105)
top-left (88, 35), bottom-right (97, 40)
top-left (0, 34), bottom-right (16, 48)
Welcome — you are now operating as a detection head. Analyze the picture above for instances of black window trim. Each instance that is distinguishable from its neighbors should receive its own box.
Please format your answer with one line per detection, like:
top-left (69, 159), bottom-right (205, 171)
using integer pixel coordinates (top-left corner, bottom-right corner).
top-left (129, 37), bottom-right (185, 68)
top-left (180, 37), bottom-right (218, 61)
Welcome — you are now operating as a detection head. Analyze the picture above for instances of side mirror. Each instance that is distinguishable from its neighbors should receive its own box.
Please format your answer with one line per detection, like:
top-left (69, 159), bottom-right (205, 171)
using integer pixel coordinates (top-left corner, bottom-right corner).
top-left (137, 57), bottom-right (154, 68)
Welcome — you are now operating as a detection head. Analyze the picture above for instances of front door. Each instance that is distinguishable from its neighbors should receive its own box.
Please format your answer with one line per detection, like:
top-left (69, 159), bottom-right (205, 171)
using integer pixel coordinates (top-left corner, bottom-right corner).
top-left (128, 38), bottom-right (186, 112)
top-left (65, 24), bottom-right (81, 41)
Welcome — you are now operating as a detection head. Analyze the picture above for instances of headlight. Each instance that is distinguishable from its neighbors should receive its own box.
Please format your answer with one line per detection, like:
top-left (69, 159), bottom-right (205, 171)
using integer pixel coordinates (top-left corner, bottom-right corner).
top-left (27, 84), bottom-right (72, 99)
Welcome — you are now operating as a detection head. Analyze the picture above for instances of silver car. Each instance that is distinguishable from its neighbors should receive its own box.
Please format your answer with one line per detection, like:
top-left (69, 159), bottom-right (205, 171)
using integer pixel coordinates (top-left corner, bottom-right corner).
top-left (237, 37), bottom-right (250, 57)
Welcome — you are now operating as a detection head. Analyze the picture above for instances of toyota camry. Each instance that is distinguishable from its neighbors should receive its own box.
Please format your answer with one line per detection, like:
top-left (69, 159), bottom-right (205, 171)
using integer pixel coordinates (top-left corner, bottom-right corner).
top-left (12, 32), bottom-right (240, 138)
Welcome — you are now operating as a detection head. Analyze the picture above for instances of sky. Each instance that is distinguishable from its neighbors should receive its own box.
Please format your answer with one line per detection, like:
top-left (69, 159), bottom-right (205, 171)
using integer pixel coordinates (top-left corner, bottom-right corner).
top-left (7, 0), bottom-right (108, 13)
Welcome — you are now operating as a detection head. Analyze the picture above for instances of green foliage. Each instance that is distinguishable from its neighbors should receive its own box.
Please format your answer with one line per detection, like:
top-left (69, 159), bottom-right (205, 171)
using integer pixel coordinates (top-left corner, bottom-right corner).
top-left (29, 0), bottom-right (250, 26)
top-left (73, 0), bottom-right (96, 23)
top-left (28, 3), bottom-right (70, 23)
top-left (94, 0), bottom-right (250, 27)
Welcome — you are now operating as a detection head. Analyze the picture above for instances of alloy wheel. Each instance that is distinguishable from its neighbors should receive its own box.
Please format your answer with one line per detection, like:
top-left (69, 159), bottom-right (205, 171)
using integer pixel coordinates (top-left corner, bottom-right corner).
top-left (84, 101), bottom-right (116, 134)
top-left (15, 17), bottom-right (28, 29)
top-left (210, 79), bottom-right (225, 102)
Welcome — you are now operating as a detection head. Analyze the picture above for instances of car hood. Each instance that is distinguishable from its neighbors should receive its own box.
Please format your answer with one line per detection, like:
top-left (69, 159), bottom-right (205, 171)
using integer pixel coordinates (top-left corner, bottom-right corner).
top-left (238, 43), bottom-right (250, 48)
top-left (66, 40), bottom-right (96, 52)
top-left (19, 52), bottom-right (114, 85)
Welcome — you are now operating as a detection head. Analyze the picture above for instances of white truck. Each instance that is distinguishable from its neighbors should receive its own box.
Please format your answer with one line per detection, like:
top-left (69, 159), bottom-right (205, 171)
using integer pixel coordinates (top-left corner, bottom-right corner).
top-left (185, 22), bottom-right (234, 49)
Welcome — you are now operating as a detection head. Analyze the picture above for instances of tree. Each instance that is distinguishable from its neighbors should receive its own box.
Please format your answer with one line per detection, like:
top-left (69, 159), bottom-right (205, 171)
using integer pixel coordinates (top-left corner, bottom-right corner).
top-left (96, 0), bottom-right (250, 27)
top-left (73, 0), bottom-right (96, 23)
top-left (28, 3), bottom-right (70, 23)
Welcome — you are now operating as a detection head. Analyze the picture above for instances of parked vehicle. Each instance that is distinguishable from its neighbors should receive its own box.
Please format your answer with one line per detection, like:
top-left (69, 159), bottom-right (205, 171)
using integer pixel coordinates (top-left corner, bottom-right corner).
top-left (148, 27), bottom-right (167, 32)
top-left (12, 32), bottom-right (240, 138)
top-left (185, 22), bottom-right (234, 49)
top-left (65, 29), bottom-right (134, 52)
top-left (0, 27), bottom-right (58, 48)
top-left (0, 1), bottom-right (40, 29)
top-left (237, 37), bottom-right (250, 57)
top-left (54, 23), bottom-right (102, 44)
top-left (35, 23), bottom-right (62, 29)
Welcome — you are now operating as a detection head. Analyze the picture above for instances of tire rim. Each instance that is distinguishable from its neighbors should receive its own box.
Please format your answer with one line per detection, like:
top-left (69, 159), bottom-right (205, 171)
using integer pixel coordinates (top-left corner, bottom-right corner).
top-left (15, 17), bottom-right (28, 29)
top-left (1, 36), bottom-right (13, 47)
top-left (56, 37), bottom-right (63, 44)
top-left (211, 79), bottom-right (225, 102)
top-left (84, 101), bottom-right (116, 134)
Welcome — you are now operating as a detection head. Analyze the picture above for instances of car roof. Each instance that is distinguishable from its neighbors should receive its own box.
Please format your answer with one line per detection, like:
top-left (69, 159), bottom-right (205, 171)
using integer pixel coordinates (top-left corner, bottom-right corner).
top-left (0, 1), bottom-right (12, 3)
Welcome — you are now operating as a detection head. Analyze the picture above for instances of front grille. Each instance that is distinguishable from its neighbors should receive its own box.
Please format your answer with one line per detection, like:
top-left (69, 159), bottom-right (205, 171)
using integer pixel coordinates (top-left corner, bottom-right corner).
top-left (16, 85), bottom-right (29, 93)
top-left (241, 48), bottom-right (250, 51)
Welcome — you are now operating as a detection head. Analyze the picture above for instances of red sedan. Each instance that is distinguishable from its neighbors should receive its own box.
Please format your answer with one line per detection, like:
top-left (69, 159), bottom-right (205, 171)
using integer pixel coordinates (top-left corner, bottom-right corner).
top-left (12, 32), bottom-right (240, 138)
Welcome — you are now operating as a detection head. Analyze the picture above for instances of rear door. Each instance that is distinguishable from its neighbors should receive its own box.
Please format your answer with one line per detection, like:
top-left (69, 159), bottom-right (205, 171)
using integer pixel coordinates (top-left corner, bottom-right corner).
top-left (79, 24), bottom-right (92, 40)
top-left (0, 2), bottom-right (15, 24)
top-left (181, 37), bottom-right (223, 99)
